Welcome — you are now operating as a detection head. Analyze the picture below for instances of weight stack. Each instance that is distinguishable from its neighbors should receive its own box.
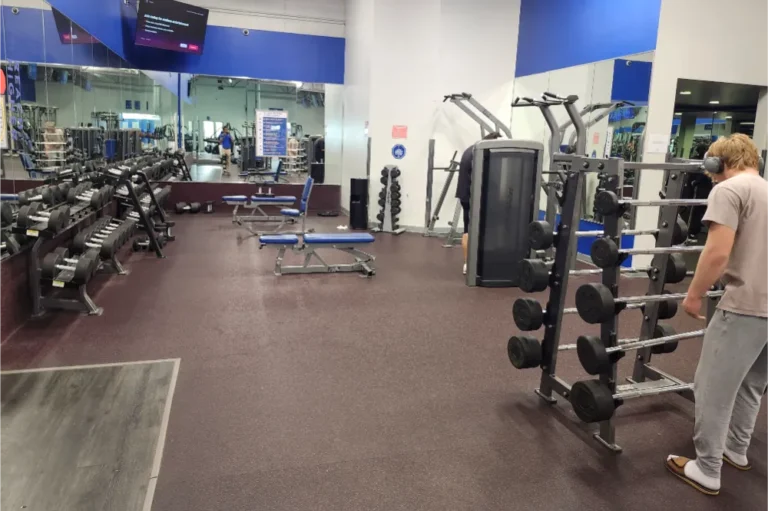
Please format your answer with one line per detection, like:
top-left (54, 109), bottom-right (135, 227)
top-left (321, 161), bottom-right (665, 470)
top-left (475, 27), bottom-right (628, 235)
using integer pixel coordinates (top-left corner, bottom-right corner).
top-left (373, 166), bottom-right (405, 235)
top-left (349, 178), bottom-right (368, 230)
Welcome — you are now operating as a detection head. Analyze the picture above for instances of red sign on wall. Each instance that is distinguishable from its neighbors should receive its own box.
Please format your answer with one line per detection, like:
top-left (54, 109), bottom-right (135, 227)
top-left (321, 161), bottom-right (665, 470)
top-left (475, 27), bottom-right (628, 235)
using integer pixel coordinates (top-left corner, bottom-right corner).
top-left (392, 125), bottom-right (408, 139)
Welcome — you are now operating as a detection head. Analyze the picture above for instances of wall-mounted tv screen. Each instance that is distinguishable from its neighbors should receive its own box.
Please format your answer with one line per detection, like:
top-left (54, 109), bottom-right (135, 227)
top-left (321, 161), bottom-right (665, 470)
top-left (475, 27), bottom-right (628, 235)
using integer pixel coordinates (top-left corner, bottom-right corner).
top-left (135, 0), bottom-right (209, 55)
top-left (51, 8), bottom-right (98, 44)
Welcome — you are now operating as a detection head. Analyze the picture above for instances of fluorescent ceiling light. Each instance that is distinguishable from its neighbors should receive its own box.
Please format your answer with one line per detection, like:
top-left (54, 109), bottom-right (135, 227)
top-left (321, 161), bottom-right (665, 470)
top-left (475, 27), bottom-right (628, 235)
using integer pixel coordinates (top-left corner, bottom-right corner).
top-left (674, 112), bottom-right (682, 116)
top-left (679, 91), bottom-right (692, 95)
top-left (228, 78), bottom-right (233, 83)
top-left (741, 122), bottom-right (755, 125)
top-left (726, 116), bottom-right (732, 119)
top-left (292, 81), bottom-right (303, 88)
top-left (709, 100), bottom-right (720, 104)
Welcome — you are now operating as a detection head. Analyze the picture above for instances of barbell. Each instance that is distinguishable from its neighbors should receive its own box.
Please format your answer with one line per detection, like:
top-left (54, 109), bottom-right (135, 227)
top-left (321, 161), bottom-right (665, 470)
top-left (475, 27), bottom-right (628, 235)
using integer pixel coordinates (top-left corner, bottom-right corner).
top-left (594, 190), bottom-right (708, 216)
top-left (528, 218), bottom-right (688, 251)
top-left (575, 282), bottom-right (723, 324)
top-left (590, 237), bottom-right (703, 269)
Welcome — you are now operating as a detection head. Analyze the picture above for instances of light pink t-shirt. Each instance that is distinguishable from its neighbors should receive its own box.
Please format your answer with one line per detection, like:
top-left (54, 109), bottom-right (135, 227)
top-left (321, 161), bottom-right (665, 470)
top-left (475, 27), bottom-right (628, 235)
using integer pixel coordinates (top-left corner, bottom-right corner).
top-left (703, 172), bottom-right (768, 317)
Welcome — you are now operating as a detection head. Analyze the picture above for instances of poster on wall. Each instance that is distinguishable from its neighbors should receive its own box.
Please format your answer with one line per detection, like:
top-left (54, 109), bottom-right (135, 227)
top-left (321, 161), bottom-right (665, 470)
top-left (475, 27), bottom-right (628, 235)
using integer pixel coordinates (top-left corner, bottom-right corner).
top-left (5, 63), bottom-right (24, 151)
top-left (603, 126), bottom-right (614, 157)
top-left (255, 110), bottom-right (288, 157)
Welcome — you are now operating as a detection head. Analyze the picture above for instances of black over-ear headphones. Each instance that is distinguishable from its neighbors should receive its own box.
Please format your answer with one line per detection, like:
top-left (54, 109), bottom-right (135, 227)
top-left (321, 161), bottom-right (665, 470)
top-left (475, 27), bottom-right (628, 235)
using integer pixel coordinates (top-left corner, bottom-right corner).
top-left (702, 153), bottom-right (725, 174)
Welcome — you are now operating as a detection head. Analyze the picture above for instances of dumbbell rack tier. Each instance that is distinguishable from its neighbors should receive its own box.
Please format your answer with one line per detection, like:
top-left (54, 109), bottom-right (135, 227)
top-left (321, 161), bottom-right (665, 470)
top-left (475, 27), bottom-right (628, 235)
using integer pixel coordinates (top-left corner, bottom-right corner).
top-left (106, 167), bottom-right (169, 258)
top-left (373, 166), bottom-right (405, 235)
top-left (26, 198), bottom-right (113, 317)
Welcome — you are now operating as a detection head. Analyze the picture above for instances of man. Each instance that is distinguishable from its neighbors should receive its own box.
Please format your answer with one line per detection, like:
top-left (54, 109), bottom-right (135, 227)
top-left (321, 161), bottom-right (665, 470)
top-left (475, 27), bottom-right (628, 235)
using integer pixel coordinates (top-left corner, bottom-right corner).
top-left (455, 132), bottom-right (501, 275)
top-left (219, 126), bottom-right (234, 175)
top-left (666, 133), bottom-right (768, 496)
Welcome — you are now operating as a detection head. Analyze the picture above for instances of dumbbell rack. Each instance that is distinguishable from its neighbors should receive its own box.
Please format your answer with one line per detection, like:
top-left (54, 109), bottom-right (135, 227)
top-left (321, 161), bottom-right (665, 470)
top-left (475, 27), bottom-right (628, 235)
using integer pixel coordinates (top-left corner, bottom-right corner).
top-left (26, 191), bottom-right (113, 317)
top-left (105, 166), bottom-right (169, 258)
top-left (372, 166), bottom-right (405, 235)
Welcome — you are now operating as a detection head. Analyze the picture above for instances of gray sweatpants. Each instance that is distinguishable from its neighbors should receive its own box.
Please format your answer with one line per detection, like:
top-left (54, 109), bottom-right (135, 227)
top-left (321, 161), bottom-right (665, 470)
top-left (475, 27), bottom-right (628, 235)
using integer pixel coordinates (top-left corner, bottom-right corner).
top-left (694, 309), bottom-right (768, 478)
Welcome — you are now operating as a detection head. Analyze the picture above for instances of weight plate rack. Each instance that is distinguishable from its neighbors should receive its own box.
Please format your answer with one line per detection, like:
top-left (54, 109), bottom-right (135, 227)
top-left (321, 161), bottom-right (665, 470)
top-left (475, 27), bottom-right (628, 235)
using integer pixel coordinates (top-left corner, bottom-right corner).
top-left (372, 165), bottom-right (405, 235)
top-left (509, 154), bottom-right (720, 453)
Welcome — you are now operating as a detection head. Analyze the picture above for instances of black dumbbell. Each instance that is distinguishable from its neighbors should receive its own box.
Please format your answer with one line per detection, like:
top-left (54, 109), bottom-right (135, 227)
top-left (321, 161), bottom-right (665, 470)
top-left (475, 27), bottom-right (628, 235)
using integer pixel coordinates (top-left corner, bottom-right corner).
top-left (378, 199), bottom-right (386, 207)
top-left (188, 202), bottom-right (202, 214)
top-left (390, 199), bottom-right (401, 208)
top-left (41, 247), bottom-right (99, 284)
top-left (380, 169), bottom-right (388, 177)
top-left (391, 207), bottom-right (401, 215)
top-left (19, 185), bottom-right (56, 206)
top-left (379, 176), bottom-right (388, 185)
top-left (175, 202), bottom-right (189, 214)
top-left (390, 168), bottom-right (401, 178)
top-left (1, 202), bottom-right (17, 227)
top-left (376, 212), bottom-right (385, 222)
top-left (17, 203), bottom-right (70, 233)
top-left (391, 183), bottom-right (401, 193)
top-left (390, 191), bottom-right (401, 200)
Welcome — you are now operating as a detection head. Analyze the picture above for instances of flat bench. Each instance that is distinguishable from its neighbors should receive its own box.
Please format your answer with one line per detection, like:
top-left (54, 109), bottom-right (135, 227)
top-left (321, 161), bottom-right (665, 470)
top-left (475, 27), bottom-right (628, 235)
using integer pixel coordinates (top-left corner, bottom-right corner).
top-left (259, 232), bottom-right (376, 277)
top-left (222, 194), bottom-right (297, 227)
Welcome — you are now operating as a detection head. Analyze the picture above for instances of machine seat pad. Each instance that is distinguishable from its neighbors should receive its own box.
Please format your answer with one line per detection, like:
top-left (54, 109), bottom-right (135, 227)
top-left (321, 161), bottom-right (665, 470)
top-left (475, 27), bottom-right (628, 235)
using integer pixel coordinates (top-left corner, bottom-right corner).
top-left (304, 233), bottom-right (375, 244)
top-left (251, 195), bottom-right (295, 203)
top-left (260, 234), bottom-right (300, 245)
top-left (1, 194), bottom-right (19, 201)
top-left (281, 208), bottom-right (301, 217)
top-left (222, 195), bottom-right (248, 202)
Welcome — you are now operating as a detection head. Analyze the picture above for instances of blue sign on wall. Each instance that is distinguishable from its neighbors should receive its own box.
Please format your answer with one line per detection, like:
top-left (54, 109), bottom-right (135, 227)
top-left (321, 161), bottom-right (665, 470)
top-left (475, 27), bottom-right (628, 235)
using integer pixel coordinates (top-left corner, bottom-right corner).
top-left (392, 144), bottom-right (406, 160)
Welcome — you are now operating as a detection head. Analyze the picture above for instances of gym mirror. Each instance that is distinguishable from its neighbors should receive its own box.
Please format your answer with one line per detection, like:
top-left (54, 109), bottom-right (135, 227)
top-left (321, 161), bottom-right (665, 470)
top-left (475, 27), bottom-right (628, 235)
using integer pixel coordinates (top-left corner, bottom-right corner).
top-left (183, 76), bottom-right (339, 185)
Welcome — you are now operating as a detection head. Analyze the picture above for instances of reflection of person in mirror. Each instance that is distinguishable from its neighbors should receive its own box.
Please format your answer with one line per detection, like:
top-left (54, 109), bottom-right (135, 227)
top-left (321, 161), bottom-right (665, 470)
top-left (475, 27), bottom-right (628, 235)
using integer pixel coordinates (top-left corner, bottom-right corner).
top-left (219, 126), bottom-right (233, 175)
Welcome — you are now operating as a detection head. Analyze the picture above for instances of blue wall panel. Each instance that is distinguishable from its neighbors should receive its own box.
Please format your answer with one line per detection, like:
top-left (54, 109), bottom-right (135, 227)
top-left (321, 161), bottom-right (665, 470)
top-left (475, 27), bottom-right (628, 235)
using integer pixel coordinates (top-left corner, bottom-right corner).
top-left (516, 0), bottom-right (661, 77)
top-left (611, 59), bottom-right (653, 103)
top-left (45, 0), bottom-right (345, 84)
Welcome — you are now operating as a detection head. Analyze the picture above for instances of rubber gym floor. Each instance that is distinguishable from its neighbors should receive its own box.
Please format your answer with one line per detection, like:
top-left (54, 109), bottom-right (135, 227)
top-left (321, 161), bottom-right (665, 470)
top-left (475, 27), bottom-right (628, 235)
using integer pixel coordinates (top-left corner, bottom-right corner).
top-left (2, 213), bottom-right (765, 511)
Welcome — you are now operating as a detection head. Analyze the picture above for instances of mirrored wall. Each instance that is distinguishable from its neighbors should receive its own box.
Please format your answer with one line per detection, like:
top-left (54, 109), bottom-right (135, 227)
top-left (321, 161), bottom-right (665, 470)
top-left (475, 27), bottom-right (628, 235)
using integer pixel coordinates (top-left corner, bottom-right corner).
top-left (510, 51), bottom-right (654, 224)
top-left (1, 6), bottom-right (342, 191)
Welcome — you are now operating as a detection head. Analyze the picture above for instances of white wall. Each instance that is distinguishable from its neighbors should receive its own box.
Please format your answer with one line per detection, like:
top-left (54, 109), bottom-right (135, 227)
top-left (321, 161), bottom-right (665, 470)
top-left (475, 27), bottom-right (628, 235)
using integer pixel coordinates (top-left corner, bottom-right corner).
top-left (350, 0), bottom-right (520, 228)
top-left (185, 0), bottom-right (345, 37)
top-left (324, 84), bottom-right (343, 184)
top-left (339, 0), bottom-right (373, 210)
top-left (635, 0), bottom-right (768, 265)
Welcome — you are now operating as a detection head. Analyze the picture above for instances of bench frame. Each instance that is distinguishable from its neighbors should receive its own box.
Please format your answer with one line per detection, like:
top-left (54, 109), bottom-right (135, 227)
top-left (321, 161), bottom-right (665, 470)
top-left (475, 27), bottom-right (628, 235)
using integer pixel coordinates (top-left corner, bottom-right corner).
top-left (264, 242), bottom-right (376, 277)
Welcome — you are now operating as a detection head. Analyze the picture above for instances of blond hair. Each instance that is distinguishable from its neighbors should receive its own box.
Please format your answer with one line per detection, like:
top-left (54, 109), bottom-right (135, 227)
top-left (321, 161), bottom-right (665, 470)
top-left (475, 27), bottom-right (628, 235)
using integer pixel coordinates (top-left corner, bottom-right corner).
top-left (707, 133), bottom-right (760, 171)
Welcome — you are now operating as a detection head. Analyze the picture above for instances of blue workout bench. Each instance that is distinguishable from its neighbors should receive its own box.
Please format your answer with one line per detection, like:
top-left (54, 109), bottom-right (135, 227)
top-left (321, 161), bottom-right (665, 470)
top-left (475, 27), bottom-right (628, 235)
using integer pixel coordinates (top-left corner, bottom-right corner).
top-left (223, 177), bottom-right (315, 240)
top-left (259, 232), bottom-right (376, 277)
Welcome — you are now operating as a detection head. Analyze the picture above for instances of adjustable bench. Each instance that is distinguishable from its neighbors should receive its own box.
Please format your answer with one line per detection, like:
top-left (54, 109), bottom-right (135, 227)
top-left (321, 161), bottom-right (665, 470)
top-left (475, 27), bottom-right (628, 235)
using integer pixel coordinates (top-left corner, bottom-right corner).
top-left (259, 232), bottom-right (376, 277)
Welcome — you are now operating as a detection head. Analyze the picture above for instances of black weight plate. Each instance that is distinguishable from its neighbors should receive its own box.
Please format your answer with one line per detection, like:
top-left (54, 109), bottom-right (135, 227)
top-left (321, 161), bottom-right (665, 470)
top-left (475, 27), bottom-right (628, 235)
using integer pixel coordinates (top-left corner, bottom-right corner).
top-left (665, 253), bottom-right (687, 284)
top-left (672, 216), bottom-right (689, 245)
top-left (575, 283), bottom-right (615, 325)
top-left (590, 237), bottom-right (620, 268)
top-left (651, 323), bottom-right (678, 354)
top-left (175, 202), bottom-right (188, 214)
top-left (570, 380), bottom-right (616, 423)
top-left (518, 259), bottom-right (550, 293)
top-left (1, 202), bottom-right (14, 227)
top-left (189, 202), bottom-right (202, 213)
top-left (594, 190), bottom-right (620, 216)
top-left (512, 298), bottom-right (544, 331)
top-left (90, 190), bottom-right (103, 209)
top-left (576, 335), bottom-right (609, 375)
top-left (41, 251), bottom-right (64, 279)
top-left (528, 220), bottom-right (554, 250)
top-left (507, 336), bottom-right (542, 369)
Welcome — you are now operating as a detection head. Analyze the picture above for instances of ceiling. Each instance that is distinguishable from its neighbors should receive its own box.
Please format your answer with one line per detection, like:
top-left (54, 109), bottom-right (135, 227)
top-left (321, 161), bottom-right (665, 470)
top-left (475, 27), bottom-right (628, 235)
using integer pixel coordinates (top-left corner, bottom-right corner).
top-left (674, 78), bottom-right (764, 113)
